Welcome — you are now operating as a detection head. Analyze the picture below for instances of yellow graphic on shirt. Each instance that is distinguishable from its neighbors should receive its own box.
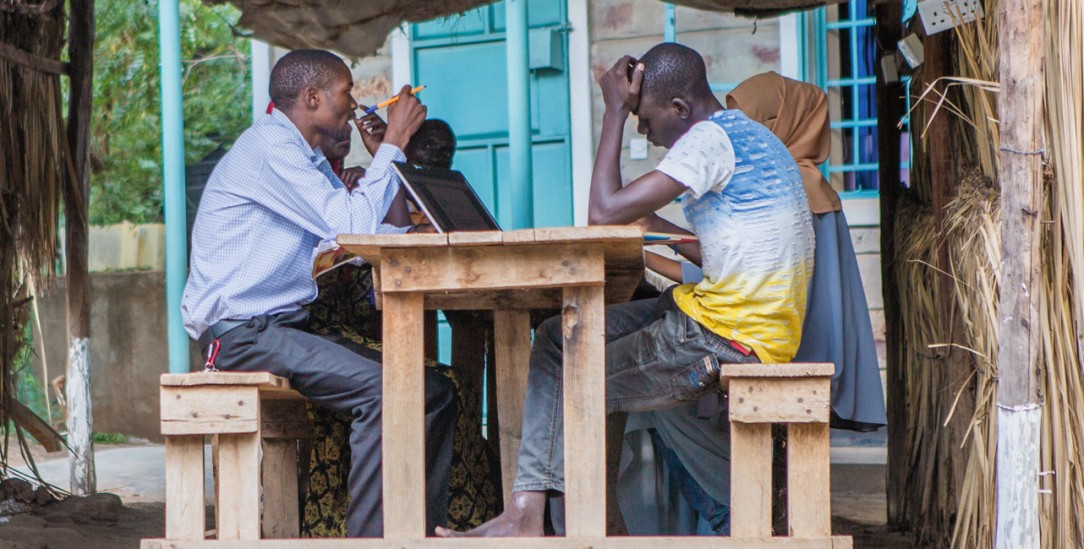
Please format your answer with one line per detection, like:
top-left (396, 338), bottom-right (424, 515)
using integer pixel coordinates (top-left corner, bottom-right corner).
top-left (671, 265), bottom-right (811, 364)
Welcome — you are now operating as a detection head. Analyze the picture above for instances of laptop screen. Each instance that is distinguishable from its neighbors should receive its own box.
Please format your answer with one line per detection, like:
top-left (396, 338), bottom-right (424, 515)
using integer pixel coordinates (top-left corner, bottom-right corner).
top-left (392, 162), bottom-right (501, 232)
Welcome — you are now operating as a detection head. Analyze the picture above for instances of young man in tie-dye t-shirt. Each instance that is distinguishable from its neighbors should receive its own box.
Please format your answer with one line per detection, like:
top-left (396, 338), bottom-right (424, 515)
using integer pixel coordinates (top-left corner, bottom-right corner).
top-left (437, 42), bottom-right (813, 538)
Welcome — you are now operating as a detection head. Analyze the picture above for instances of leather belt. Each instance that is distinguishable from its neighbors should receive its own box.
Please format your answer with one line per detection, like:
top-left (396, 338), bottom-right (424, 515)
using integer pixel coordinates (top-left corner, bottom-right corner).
top-left (197, 318), bottom-right (249, 350)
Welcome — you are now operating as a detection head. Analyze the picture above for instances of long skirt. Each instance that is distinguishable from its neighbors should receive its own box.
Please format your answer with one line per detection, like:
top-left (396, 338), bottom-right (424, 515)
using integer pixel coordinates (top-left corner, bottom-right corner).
top-left (794, 210), bottom-right (887, 430)
top-left (300, 263), bottom-right (500, 536)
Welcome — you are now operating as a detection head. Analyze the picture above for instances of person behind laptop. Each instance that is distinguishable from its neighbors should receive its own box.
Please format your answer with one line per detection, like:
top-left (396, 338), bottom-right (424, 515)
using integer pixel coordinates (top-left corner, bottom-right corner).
top-left (400, 118), bottom-right (457, 227)
top-left (182, 49), bottom-right (457, 537)
top-left (437, 42), bottom-right (814, 537)
top-left (298, 115), bottom-right (501, 536)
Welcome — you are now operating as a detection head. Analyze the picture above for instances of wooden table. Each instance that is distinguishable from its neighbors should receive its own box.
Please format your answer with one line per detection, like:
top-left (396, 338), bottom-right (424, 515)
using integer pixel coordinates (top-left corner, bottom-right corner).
top-left (143, 225), bottom-right (851, 548)
top-left (338, 226), bottom-right (644, 539)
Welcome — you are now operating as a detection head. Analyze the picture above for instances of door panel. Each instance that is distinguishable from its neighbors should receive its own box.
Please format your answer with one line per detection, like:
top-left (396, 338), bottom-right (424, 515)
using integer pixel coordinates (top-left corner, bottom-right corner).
top-left (411, 1), bottom-right (573, 362)
top-left (411, 0), bottom-right (572, 230)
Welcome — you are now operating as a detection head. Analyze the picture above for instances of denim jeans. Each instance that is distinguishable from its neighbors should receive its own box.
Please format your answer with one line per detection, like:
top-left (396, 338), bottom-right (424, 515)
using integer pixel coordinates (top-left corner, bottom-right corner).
top-left (513, 287), bottom-right (761, 493)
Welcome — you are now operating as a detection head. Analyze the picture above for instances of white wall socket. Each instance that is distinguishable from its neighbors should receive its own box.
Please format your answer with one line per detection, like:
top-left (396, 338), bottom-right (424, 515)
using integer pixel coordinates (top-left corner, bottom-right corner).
top-left (630, 137), bottom-right (649, 160)
top-left (918, 0), bottom-right (984, 35)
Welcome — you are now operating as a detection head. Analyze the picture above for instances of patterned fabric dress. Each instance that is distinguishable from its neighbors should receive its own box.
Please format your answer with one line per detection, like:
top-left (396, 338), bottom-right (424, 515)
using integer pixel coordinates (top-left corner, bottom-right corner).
top-left (300, 263), bottom-right (500, 536)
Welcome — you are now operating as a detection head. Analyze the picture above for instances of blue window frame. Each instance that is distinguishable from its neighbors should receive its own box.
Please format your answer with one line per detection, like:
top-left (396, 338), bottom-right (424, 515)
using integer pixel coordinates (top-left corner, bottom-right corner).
top-left (814, 2), bottom-right (879, 191)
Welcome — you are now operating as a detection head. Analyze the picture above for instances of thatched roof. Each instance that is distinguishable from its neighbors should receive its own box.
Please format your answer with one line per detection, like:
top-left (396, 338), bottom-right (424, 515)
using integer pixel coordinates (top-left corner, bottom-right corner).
top-left (208, 0), bottom-right (839, 59)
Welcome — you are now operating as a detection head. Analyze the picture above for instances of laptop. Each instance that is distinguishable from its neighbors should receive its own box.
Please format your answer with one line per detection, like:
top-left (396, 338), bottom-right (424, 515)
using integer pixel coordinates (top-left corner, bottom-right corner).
top-left (391, 162), bottom-right (501, 233)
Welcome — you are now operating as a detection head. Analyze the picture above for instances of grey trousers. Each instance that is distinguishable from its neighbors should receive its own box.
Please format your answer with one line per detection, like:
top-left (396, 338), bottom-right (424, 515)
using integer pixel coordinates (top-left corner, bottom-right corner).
top-left (209, 310), bottom-right (457, 537)
top-left (513, 288), bottom-right (759, 493)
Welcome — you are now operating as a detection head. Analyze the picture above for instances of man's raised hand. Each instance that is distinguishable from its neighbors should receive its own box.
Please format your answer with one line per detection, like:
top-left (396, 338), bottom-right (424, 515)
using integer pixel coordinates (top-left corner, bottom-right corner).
top-left (382, 85), bottom-right (428, 150)
top-left (353, 111), bottom-right (387, 157)
top-left (599, 55), bottom-right (644, 116)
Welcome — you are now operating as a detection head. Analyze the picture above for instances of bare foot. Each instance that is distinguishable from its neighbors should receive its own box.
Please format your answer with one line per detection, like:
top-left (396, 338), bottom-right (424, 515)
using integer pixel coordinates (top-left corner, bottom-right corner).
top-left (435, 491), bottom-right (547, 537)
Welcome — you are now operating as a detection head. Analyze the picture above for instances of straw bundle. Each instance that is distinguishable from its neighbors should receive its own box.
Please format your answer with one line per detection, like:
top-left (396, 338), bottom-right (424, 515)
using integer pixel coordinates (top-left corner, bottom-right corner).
top-left (1038, 0), bottom-right (1084, 545)
top-left (943, 173), bottom-right (1000, 548)
top-left (0, 4), bottom-right (69, 471)
top-left (891, 195), bottom-right (959, 544)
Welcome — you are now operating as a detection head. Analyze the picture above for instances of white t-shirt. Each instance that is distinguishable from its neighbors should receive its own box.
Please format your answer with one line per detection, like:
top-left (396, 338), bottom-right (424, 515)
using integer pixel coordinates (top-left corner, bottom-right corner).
top-left (654, 111), bottom-right (814, 364)
top-left (656, 120), bottom-right (736, 198)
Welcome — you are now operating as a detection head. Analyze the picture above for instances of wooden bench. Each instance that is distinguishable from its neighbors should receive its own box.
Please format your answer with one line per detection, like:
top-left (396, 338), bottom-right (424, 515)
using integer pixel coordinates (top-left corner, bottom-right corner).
top-left (722, 362), bottom-right (839, 540)
top-left (159, 371), bottom-right (312, 541)
top-left (151, 364), bottom-right (850, 548)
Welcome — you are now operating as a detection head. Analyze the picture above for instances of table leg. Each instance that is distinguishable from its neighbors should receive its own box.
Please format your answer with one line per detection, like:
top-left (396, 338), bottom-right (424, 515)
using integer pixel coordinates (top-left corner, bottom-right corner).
top-left (493, 309), bottom-right (532, 503)
top-left (561, 285), bottom-right (606, 538)
top-left (381, 292), bottom-right (426, 539)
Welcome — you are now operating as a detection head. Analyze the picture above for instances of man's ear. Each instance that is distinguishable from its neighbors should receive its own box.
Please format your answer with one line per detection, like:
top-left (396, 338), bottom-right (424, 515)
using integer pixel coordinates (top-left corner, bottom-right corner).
top-left (303, 86), bottom-right (321, 111)
top-left (672, 98), bottom-right (691, 119)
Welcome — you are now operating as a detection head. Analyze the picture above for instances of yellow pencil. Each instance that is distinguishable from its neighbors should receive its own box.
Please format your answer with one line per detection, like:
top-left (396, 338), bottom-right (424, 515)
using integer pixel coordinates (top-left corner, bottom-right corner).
top-left (361, 85), bottom-right (425, 115)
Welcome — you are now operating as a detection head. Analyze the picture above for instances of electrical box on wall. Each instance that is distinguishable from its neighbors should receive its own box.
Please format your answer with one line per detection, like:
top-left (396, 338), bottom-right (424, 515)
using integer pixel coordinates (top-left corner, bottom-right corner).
top-left (918, 0), bottom-right (984, 35)
top-left (529, 29), bottom-right (564, 72)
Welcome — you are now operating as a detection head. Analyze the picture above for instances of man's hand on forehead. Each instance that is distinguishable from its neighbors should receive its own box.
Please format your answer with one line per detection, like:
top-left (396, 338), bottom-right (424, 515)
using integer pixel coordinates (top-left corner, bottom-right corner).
top-left (600, 55), bottom-right (644, 116)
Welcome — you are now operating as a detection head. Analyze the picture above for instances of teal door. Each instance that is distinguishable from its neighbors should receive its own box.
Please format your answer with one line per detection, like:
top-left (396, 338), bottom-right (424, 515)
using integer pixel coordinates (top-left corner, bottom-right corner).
top-left (411, 0), bottom-right (573, 230)
top-left (412, 2), bottom-right (574, 363)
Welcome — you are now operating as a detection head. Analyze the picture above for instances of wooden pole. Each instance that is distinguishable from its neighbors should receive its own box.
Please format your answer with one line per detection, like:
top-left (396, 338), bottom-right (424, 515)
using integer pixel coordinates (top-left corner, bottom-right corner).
top-left (995, 0), bottom-right (1044, 546)
top-left (64, 0), bottom-right (96, 495)
top-left (872, 0), bottom-right (905, 529)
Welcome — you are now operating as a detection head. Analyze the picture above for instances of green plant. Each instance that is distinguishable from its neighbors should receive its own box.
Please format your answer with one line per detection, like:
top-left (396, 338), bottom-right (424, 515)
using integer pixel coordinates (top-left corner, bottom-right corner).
top-left (89, 0), bottom-right (252, 225)
top-left (91, 432), bottom-right (129, 444)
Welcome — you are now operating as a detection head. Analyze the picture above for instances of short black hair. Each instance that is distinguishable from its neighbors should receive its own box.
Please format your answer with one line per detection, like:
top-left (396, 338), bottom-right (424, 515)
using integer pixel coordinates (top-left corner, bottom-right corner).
top-left (404, 119), bottom-right (457, 169)
top-left (269, 49), bottom-right (348, 112)
top-left (638, 43), bottom-right (712, 107)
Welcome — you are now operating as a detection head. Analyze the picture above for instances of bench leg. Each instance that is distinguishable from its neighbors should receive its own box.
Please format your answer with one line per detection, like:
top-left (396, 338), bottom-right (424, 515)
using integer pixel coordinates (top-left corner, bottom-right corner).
top-left (730, 421), bottom-right (772, 538)
top-left (165, 435), bottom-right (206, 540)
top-left (787, 422), bottom-right (831, 537)
top-left (261, 439), bottom-right (299, 538)
top-left (217, 432), bottom-right (261, 539)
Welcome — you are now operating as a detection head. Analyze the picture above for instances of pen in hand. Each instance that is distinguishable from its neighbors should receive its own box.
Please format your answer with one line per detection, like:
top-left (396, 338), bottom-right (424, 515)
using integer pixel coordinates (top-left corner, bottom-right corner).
top-left (359, 85), bottom-right (426, 116)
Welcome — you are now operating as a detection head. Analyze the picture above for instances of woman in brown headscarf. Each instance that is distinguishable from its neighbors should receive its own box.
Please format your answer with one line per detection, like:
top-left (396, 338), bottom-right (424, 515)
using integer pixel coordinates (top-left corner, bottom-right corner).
top-left (727, 72), bottom-right (886, 430)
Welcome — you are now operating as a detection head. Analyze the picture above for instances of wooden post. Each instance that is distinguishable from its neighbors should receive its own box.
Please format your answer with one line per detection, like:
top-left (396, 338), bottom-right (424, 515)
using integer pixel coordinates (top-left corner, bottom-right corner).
top-left (64, 0), bottom-right (96, 496)
top-left (872, 0), bottom-right (906, 527)
top-left (995, 0), bottom-right (1044, 546)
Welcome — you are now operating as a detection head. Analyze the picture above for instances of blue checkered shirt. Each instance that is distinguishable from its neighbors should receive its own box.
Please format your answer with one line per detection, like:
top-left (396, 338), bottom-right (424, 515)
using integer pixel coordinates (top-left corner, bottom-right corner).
top-left (182, 109), bottom-right (408, 339)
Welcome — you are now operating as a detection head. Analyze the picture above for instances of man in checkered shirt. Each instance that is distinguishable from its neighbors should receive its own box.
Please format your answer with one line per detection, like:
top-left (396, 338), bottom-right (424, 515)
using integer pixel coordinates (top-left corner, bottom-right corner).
top-left (182, 49), bottom-right (456, 538)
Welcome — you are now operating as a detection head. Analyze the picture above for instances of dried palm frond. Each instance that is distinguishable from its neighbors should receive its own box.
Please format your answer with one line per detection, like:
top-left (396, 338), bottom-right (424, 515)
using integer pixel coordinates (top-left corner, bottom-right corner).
top-left (0, 2), bottom-right (68, 487)
top-left (1038, 0), bottom-right (1084, 546)
top-left (943, 172), bottom-right (1000, 549)
top-left (892, 194), bottom-right (959, 545)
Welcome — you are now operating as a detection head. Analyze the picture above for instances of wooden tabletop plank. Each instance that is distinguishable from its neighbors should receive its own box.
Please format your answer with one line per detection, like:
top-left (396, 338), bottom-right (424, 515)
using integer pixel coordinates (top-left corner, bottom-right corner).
top-left (337, 233), bottom-right (448, 261)
top-left (447, 231), bottom-right (504, 246)
top-left (500, 228), bottom-right (537, 244)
